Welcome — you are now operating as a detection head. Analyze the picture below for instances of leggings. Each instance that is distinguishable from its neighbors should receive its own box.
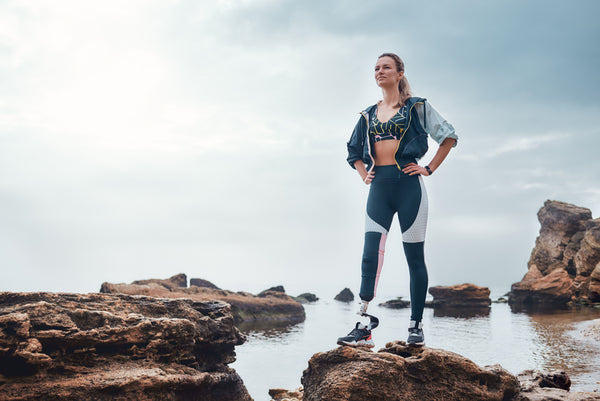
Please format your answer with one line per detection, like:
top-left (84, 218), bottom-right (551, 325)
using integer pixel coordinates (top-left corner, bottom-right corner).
top-left (359, 164), bottom-right (429, 322)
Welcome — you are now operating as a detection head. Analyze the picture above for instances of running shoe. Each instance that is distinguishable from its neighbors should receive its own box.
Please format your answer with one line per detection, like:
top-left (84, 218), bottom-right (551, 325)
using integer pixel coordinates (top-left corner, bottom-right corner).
top-left (407, 320), bottom-right (424, 346)
top-left (337, 322), bottom-right (374, 348)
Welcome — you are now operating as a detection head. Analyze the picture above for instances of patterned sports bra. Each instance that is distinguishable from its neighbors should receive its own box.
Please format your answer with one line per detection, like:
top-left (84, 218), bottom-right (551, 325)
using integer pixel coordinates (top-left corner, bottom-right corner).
top-left (370, 105), bottom-right (408, 142)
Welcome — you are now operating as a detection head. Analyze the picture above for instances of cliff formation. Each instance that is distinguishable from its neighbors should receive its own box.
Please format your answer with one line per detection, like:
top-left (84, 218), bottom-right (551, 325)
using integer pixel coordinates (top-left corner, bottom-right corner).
top-left (510, 200), bottom-right (600, 308)
top-left (100, 273), bottom-right (306, 323)
top-left (0, 292), bottom-right (252, 401)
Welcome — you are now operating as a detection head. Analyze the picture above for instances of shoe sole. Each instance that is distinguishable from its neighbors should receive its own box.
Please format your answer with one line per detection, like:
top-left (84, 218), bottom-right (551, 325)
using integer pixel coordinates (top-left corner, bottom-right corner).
top-left (337, 340), bottom-right (375, 348)
top-left (407, 341), bottom-right (425, 347)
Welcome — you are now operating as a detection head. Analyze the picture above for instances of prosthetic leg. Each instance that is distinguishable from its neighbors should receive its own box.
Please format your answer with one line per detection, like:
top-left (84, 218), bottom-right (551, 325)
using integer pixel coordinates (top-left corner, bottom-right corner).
top-left (336, 301), bottom-right (379, 348)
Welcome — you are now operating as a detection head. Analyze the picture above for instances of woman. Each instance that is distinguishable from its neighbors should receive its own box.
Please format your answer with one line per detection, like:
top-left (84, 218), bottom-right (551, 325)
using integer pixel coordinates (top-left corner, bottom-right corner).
top-left (337, 53), bottom-right (457, 347)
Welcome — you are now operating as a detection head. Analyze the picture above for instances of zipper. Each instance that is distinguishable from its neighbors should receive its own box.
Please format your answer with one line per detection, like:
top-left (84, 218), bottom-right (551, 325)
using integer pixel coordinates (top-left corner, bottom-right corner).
top-left (393, 101), bottom-right (423, 170)
top-left (361, 110), bottom-right (376, 173)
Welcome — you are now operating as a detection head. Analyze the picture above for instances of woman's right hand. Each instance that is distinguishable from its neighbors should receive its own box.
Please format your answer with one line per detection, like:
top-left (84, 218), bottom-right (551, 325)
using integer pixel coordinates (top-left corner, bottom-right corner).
top-left (362, 170), bottom-right (375, 185)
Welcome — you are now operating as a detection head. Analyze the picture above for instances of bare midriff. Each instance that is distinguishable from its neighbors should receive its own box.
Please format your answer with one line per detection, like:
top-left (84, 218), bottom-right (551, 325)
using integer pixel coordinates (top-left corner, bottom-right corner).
top-left (374, 139), bottom-right (399, 165)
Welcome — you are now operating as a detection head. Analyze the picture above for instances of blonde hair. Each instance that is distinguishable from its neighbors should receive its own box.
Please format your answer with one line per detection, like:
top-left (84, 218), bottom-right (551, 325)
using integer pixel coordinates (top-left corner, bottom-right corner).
top-left (378, 53), bottom-right (412, 107)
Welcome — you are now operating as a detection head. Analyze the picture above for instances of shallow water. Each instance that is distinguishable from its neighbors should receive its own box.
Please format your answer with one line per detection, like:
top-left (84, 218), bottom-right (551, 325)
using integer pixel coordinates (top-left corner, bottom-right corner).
top-left (231, 301), bottom-right (600, 401)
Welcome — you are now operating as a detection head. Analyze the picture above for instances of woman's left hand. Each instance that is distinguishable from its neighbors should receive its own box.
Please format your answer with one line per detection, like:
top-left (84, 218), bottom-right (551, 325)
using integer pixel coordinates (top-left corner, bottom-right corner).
top-left (402, 163), bottom-right (430, 176)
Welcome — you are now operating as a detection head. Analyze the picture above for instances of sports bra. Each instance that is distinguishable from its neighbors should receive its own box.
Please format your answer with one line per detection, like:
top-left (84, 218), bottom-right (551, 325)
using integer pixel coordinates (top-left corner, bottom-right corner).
top-left (370, 105), bottom-right (408, 142)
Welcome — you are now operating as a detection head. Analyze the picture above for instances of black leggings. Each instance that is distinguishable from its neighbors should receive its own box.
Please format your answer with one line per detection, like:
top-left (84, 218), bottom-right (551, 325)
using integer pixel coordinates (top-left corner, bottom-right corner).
top-left (359, 164), bottom-right (429, 322)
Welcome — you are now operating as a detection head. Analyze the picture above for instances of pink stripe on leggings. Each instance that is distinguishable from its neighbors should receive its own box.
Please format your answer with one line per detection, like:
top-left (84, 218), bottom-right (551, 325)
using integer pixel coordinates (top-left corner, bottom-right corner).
top-left (373, 233), bottom-right (387, 297)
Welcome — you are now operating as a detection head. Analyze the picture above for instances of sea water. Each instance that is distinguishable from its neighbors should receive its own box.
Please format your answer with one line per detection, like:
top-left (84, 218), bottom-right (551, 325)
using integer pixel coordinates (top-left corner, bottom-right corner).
top-left (231, 301), bottom-right (600, 401)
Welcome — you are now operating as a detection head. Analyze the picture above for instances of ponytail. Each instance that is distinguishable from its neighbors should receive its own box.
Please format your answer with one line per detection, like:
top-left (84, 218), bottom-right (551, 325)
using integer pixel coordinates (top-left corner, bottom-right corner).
top-left (378, 53), bottom-right (412, 107)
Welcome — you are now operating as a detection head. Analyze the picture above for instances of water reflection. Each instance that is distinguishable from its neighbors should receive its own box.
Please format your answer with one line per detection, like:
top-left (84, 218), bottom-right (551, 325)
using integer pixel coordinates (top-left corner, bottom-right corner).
top-left (236, 318), bottom-right (304, 339)
top-left (432, 306), bottom-right (490, 318)
top-left (525, 309), bottom-right (600, 391)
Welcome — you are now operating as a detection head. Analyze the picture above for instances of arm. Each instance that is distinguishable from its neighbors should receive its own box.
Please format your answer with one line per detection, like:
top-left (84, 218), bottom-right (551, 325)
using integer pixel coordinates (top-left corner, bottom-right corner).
top-left (402, 137), bottom-right (456, 176)
top-left (354, 160), bottom-right (375, 184)
top-left (402, 101), bottom-right (457, 176)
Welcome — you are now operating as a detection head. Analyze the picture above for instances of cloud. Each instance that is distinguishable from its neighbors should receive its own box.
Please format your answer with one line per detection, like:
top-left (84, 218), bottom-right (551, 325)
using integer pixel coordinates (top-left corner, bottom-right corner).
top-left (0, 0), bottom-right (599, 298)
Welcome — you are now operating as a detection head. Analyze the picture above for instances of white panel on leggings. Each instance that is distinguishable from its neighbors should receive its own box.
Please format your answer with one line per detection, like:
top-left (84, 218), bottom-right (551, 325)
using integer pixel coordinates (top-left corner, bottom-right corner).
top-left (402, 176), bottom-right (428, 243)
top-left (365, 213), bottom-right (388, 234)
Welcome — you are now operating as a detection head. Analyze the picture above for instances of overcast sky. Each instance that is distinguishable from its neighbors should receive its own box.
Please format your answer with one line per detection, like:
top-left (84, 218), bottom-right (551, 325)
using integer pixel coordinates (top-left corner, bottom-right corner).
top-left (1, 0), bottom-right (599, 300)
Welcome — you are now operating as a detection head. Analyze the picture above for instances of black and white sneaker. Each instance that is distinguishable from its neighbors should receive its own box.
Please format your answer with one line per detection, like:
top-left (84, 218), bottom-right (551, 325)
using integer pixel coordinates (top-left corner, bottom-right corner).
top-left (337, 322), bottom-right (374, 348)
top-left (407, 320), bottom-right (424, 346)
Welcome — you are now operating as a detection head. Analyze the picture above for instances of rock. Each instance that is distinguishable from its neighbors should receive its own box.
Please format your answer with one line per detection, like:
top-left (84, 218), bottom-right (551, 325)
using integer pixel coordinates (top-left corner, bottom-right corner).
top-left (334, 288), bottom-right (354, 302)
top-left (190, 278), bottom-right (221, 289)
top-left (258, 286), bottom-right (286, 297)
top-left (300, 342), bottom-right (520, 401)
top-left (379, 297), bottom-right (410, 309)
top-left (428, 283), bottom-right (491, 308)
top-left (295, 293), bottom-right (319, 303)
top-left (531, 201), bottom-right (591, 275)
top-left (0, 291), bottom-right (251, 401)
top-left (575, 220), bottom-right (600, 277)
top-left (510, 201), bottom-right (600, 307)
top-left (493, 297), bottom-right (508, 303)
top-left (515, 370), bottom-right (600, 400)
top-left (590, 263), bottom-right (600, 301)
top-left (101, 276), bottom-right (305, 324)
top-left (510, 268), bottom-right (575, 307)
top-left (131, 273), bottom-right (188, 288)
top-left (269, 387), bottom-right (303, 401)
top-left (517, 370), bottom-right (571, 391)
top-left (278, 345), bottom-right (599, 401)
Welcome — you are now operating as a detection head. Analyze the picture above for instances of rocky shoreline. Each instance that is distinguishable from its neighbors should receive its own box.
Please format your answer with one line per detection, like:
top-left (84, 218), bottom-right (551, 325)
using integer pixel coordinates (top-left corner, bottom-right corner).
top-left (2, 200), bottom-right (600, 400)
top-left (100, 274), bottom-right (306, 324)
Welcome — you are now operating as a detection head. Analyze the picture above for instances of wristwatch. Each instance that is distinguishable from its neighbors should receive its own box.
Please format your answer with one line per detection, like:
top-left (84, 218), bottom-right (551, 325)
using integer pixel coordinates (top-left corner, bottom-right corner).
top-left (425, 165), bottom-right (433, 175)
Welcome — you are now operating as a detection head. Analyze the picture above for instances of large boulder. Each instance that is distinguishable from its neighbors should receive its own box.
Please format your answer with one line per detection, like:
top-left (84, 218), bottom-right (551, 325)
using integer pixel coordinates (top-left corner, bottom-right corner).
top-left (101, 274), bottom-right (305, 324)
top-left (301, 343), bottom-right (519, 401)
top-left (428, 283), bottom-right (491, 309)
top-left (0, 292), bottom-right (251, 401)
top-left (510, 268), bottom-right (575, 306)
top-left (510, 201), bottom-right (600, 307)
top-left (289, 343), bottom-right (600, 401)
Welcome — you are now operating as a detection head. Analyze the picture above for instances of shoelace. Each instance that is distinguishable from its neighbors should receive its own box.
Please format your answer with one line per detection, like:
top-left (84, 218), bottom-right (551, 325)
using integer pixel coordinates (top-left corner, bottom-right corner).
top-left (348, 326), bottom-right (369, 336)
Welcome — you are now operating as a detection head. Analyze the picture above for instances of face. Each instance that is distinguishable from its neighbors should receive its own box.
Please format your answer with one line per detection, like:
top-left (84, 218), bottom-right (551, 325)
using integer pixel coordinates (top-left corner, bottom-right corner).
top-left (374, 56), bottom-right (403, 88)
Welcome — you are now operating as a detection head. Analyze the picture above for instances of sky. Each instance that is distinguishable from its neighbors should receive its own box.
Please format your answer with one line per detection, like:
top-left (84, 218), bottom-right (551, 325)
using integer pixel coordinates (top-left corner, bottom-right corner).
top-left (1, 0), bottom-right (599, 301)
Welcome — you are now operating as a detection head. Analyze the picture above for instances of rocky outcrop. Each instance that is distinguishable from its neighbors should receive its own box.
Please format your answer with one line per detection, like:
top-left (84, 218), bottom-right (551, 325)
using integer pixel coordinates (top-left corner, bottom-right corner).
top-left (510, 200), bottom-right (600, 307)
top-left (294, 293), bottom-right (319, 304)
top-left (0, 291), bottom-right (251, 401)
top-left (427, 283), bottom-right (492, 317)
top-left (269, 388), bottom-right (303, 401)
top-left (190, 278), bottom-right (221, 289)
top-left (258, 286), bottom-right (286, 297)
top-left (131, 272), bottom-right (188, 288)
top-left (301, 342), bottom-right (519, 401)
top-left (379, 297), bottom-right (410, 309)
top-left (281, 343), bottom-right (600, 401)
top-left (101, 274), bottom-right (305, 324)
top-left (514, 370), bottom-right (600, 401)
top-left (334, 288), bottom-right (354, 302)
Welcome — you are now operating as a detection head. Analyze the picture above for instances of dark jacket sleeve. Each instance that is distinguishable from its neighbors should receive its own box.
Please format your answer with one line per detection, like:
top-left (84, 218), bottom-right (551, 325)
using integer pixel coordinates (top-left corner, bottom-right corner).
top-left (346, 115), bottom-right (366, 169)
